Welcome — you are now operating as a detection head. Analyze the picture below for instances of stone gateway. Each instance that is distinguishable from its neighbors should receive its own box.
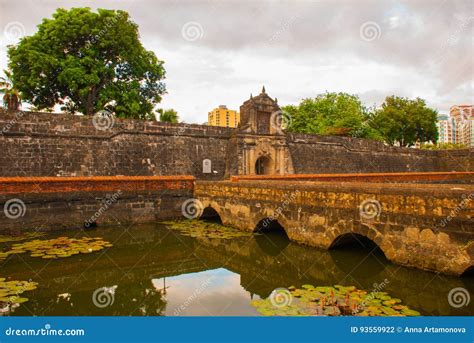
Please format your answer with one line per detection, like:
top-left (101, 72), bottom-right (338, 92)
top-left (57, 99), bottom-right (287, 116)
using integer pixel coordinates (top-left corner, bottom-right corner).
top-left (225, 87), bottom-right (294, 176)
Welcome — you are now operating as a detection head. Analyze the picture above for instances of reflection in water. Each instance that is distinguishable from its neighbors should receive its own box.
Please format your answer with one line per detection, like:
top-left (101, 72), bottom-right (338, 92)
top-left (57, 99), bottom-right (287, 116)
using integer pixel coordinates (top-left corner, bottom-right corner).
top-left (255, 232), bottom-right (291, 257)
top-left (329, 234), bottom-right (387, 278)
top-left (158, 269), bottom-right (257, 316)
top-left (0, 222), bottom-right (472, 316)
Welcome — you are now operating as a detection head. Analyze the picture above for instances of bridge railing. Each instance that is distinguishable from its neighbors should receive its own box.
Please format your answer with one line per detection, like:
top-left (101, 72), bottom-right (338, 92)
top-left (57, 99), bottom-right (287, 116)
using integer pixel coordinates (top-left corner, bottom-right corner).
top-left (0, 175), bottom-right (195, 194)
top-left (230, 171), bottom-right (474, 183)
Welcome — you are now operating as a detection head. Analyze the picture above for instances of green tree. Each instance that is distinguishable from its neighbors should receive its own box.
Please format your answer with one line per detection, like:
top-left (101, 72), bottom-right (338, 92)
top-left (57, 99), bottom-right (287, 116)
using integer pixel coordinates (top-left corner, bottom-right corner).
top-left (371, 96), bottom-right (438, 147)
top-left (7, 7), bottom-right (166, 119)
top-left (157, 108), bottom-right (179, 123)
top-left (283, 92), bottom-right (380, 139)
top-left (0, 69), bottom-right (21, 111)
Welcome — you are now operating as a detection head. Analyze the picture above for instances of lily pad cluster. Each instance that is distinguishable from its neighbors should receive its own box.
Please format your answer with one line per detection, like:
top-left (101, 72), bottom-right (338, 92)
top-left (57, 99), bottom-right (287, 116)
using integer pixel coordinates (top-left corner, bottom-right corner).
top-left (251, 284), bottom-right (421, 316)
top-left (1, 237), bottom-right (113, 260)
top-left (0, 278), bottom-right (38, 314)
top-left (162, 220), bottom-right (255, 239)
top-left (0, 232), bottom-right (45, 244)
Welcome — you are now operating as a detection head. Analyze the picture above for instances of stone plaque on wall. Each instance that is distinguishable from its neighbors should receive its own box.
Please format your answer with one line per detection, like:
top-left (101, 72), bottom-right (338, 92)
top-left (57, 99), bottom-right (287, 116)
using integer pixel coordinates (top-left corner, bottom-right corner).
top-left (203, 159), bottom-right (212, 173)
top-left (256, 111), bottom-right (271, 134)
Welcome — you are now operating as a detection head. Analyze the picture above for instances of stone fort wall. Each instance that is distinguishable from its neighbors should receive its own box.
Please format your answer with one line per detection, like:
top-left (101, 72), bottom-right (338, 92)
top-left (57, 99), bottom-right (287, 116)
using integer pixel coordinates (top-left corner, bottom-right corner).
top-left (0, 110), bottom-right (472, 178)
top-left (287, 133), bottom-right (472, 173)
top-left (0, 111), bottom-right (233, 179)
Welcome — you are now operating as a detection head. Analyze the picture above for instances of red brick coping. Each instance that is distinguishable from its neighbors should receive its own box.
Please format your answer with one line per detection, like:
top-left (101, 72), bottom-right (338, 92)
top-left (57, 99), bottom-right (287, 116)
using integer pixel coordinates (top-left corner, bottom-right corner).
top-left (0, 176), bottom-right (195, 194)
top-left (230, 172), bottom-right (474, 183)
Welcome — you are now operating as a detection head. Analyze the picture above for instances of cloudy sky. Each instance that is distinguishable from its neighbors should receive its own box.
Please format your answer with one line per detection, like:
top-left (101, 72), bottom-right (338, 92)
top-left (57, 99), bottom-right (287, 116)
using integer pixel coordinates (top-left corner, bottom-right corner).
top-left (0, 0), bottom-right (472, 123)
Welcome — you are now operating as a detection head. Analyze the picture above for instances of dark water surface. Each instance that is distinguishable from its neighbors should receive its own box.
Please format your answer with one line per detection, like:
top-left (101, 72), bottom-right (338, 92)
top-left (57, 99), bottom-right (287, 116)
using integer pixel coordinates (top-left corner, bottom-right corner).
top-left (1, 222), bottom-right (473, 316)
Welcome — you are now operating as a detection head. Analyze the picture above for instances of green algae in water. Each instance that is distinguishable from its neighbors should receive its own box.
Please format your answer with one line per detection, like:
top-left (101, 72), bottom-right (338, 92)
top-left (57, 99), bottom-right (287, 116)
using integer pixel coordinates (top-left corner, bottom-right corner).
top-left (2, 237), bottom-right (113, 260)
top-left (0, 278), bottom-right (38, 314)
top-left (162, 220), bottom-right (256, 239)
top-left (251, 285), bottom-right (421, 317)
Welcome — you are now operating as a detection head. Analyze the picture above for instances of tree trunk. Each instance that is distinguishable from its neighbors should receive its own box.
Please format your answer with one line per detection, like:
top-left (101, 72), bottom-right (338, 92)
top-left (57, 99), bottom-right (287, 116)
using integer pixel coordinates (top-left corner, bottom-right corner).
top-left (85, 86), bottom-right (96, 115)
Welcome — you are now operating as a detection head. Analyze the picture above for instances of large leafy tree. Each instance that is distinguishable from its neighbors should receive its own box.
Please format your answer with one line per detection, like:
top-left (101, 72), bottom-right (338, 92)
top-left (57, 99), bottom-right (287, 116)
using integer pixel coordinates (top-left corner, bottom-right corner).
top-left (283, 92), bottom-right (380, 139)
top-left (7, 7), bottom-right (166, 119)
top-left (371, 96), bottom-right (438, 147)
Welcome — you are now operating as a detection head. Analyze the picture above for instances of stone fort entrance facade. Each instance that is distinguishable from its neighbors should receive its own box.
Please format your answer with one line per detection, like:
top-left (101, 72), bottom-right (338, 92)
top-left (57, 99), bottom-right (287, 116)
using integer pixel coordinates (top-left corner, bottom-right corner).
top-left (225, 87), bottom-right (295, 176)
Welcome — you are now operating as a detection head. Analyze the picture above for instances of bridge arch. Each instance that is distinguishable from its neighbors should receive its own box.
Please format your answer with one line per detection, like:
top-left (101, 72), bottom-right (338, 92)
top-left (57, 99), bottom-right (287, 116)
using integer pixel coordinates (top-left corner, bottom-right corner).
top-left (330, 233), bottom-right (381, 251)
top-left (196, 199), bottom-right (226, 222)
top-left (200, 206), bottom-right (223, 223)
top-left (462, 265), bottom-right (474, 277)
top-left (254, 217), bottom-right (288, 236)
top-left (328, 227), bottom-right (389, 260)
top-left (328, 232), bottom-right (388, 277)
top-left (254, 217), bottom-right (291, 256)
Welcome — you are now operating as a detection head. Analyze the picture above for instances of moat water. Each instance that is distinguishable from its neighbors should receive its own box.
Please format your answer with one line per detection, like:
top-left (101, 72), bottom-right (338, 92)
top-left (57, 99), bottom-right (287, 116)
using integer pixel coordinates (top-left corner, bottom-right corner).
top-left (1, 222), bottom-right (473, 316)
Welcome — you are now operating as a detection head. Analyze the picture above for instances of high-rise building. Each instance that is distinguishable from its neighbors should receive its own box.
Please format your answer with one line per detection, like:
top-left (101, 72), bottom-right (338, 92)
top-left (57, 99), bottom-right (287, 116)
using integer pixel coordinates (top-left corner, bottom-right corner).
top-left (208, 105), bottom-right (240, 128)
top-left (450, 105), bottom-right (473, 147)
top-left (436, 114), bottom-right (455, 144)
top-left (435, 105), bottom-right (473, 147)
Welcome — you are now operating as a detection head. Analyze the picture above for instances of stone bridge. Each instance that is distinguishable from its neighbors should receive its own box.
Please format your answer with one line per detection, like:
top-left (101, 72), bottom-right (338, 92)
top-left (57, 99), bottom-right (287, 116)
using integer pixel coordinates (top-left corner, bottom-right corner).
top-left (195, 180), bottom-right (474, 276)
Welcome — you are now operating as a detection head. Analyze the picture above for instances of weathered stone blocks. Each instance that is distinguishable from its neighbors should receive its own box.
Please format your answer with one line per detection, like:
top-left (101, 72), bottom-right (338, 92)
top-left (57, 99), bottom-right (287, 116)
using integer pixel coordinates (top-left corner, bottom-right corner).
top-left (195, 180), bottom-right (474, 276)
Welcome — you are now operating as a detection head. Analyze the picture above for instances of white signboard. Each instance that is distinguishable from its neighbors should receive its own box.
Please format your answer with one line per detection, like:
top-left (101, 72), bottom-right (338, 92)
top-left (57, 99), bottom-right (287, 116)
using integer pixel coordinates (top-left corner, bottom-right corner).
top-left (203, 159), bottom-right (212, 173)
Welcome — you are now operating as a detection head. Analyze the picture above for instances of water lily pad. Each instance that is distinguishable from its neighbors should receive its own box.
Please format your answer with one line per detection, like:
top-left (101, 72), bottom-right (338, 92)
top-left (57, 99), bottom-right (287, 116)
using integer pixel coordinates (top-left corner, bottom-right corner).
top-left (0, 232), bottom-right (45, 244)
top-left (1, 236), bottom-right (113, 260)
top-left (401, 309), bottom-right (421, 316)
top-left (9, 297), bottom-right (29, 304)
top-left (251, 284), bottom-right (421, 317)
top-left (0, 278), bottom-right (38, 314)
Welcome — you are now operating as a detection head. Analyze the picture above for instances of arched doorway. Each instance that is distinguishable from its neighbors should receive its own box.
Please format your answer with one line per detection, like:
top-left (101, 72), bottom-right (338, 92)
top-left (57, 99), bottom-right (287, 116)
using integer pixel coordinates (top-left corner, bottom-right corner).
top-left (255, 156), bottom-right (272, 175)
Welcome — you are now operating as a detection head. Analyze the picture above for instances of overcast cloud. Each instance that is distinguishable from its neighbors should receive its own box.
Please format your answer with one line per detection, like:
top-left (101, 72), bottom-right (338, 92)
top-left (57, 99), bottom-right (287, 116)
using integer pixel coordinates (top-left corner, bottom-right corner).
top-left (0, 0), bottom-right (472, 123)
